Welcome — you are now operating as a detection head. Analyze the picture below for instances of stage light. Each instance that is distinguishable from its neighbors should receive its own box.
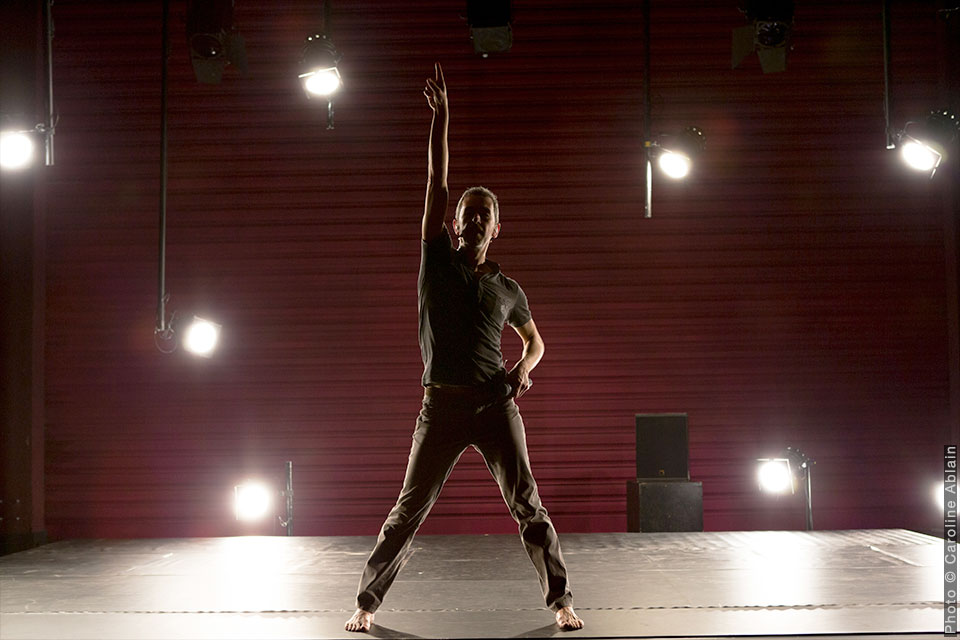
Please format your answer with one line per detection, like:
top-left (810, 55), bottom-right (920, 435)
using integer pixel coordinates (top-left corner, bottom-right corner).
top-left (235, 481), bottom-right (273, 522)
top-left (232, 462), bottom-right (295, 535)
top-left (900, 139), bottom-right (939, 172)
top-left (467, 0), bottom-right (512, 56)
top-left (155, 311), bottom-right (222, 358)
top-left (642, 126), bottom-right (705, 217)
top-left (299, 33), bottom-right (342, 97)
top-left (658, 152), bottom-right (692, 179)
top-left (651, 126), bottom-right (705, 180)
top-left (303, 67), bottom-right (341, 97)
top-left (0, 130), bottom-right (35, 170)
top-left (1, 2), bottom-right (58, 171)
top-left (757, 446), bottom-right (815, 530)
top-left (757, 458), bottom-right (794, 494)
top-left (298, 27), bottom-right (343, 130)
top-left (895, 110), bottom-right (958, 178)
top-left (182, 316), bottom-right (221, 357)
top-left (186, 0), bottom-right (247, 84)
top-left (732, 0), bottom-right (795, 73)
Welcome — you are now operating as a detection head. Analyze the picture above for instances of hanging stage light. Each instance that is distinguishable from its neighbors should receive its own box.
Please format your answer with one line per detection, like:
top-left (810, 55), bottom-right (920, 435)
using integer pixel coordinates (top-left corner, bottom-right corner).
top-left (658, 152), bottom-right (692, 180)
top-left (732, 0), bottom-right (795, 73)
top-left (650, 126), bottom-right (705, 180)
top-left (186, 0), bottom-right (247, 84)
top-left (467, 0), bottom-right (512, 56)
top-left (155, 311), bottom-right (222, 357)
top-left (896, 109), bottom-right (959, 178)
top-left (299, 33), bottom-right (342, 98)
top-left (0, 130), bottom-right (35, 170)
top-left (182, 316), bottom-right (222, 357)
top-left (1, 0), bottom-right (57, 171)
top-left (299, 1), bottom-right (343, 130)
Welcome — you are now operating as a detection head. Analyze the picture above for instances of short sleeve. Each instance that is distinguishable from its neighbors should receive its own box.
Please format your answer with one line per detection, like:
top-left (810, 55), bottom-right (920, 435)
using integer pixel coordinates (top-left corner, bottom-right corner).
top-left (420, 226), bottom-right (453, 277)
top-left (507, 285), bottom-right (532, 328)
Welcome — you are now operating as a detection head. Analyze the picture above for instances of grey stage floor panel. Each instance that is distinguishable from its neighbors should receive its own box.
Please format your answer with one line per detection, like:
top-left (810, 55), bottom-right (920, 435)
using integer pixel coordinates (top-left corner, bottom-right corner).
top-left (0, 529), bottom-right (945, 639)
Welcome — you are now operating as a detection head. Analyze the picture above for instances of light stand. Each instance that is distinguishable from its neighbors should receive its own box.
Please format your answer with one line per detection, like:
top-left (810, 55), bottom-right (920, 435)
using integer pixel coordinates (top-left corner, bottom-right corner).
top-left (279, 461), bottom-right (295, 536)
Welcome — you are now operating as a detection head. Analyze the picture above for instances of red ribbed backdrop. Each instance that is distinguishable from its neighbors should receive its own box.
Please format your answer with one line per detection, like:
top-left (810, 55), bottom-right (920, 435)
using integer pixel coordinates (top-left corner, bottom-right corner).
top-left (40, 0), bottom-right (957, 538)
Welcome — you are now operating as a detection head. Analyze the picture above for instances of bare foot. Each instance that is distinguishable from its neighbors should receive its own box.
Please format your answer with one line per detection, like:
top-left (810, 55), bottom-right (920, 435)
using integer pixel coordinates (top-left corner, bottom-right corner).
top-left (556, 605), bottom-right (584, 630)
top-left (344, 608), bottom-right (374, 632)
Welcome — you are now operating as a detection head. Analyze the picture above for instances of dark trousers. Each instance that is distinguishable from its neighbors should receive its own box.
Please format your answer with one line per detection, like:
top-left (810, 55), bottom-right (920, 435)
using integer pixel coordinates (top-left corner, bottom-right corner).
top-left (355, 387), bottom-right (574, 613)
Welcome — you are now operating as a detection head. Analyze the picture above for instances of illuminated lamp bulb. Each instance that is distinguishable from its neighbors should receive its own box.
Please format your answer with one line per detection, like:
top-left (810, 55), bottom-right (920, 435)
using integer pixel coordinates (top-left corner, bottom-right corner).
top-left (658, 151), bottom-right (692, 179)
top-left (302, 67), bottom-right (342, 97)
top-left (0, 131), bottom-right (35, 170)
top-left (900, 140), bottom-right (940, 172)
top-left (757, 459), bottom-right (793, 494)
top-left (235, 482), bottom-right (273, 522)
top-left (183, 316), bottom-right (221, 357)
top-left (299, 33), bottom-right (342, 99)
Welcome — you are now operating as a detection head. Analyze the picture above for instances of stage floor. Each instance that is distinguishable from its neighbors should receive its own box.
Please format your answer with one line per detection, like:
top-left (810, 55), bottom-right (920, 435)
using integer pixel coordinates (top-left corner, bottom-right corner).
top-left (0, 529), bottom-right (945, 639)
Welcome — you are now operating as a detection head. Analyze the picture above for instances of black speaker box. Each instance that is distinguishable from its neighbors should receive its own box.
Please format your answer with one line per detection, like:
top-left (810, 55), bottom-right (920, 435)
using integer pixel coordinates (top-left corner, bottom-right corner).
top-left (626, 480), bottom-right (703, 532)
top-left (635, 413), bottom-right (689, 480)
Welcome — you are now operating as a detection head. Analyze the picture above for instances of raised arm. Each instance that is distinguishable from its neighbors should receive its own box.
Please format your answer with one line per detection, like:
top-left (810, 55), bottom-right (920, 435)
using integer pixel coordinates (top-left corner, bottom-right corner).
top-left (422, 63), bottom-right (449, 243)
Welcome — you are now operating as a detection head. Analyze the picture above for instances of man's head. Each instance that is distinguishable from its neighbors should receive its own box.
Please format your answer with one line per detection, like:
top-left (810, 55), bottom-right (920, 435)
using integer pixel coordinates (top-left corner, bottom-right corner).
top-left (453, 186), bottom-right (500, 250)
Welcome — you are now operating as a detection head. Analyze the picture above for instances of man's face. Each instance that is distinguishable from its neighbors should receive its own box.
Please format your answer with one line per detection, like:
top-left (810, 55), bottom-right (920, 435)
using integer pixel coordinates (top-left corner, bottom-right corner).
top-left (453, 193), bottom-right (500, 249)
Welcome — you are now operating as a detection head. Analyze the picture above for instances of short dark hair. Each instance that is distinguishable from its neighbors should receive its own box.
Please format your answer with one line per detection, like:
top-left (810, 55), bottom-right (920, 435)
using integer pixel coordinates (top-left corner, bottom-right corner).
top-left (456, 186), bottom-right (499, 223)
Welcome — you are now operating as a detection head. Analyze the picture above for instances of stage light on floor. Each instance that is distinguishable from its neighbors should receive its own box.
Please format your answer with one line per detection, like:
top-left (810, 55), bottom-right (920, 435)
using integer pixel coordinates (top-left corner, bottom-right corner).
top-left (0, 130), bottom-right (35, 170)
top-left (232, 462), bottom-right (295, 535)
top-left (757, 458), bottom-right (794, 494)
top-left (757, 446), bottom-right (815, 530)
top-left (182, 316), bottom-right (221, 357)
top-left (235, 481), bottom-right (273, 522)
top-left (936, 481), bottom-right (948, 511)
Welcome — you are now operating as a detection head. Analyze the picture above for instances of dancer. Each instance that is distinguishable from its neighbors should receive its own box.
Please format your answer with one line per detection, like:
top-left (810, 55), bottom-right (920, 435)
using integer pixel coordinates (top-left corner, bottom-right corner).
top-left (345, 63), bottom-right (583, 633)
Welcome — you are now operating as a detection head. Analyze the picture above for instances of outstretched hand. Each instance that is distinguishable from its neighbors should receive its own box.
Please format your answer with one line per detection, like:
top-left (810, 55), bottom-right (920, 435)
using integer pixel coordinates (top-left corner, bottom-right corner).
top-left (423, 62), bottom-right (447, 114)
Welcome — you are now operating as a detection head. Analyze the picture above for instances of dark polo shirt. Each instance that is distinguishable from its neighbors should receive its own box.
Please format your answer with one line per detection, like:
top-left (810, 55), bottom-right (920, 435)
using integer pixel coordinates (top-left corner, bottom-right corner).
top-left (419, 227), bottom-right (532, 387)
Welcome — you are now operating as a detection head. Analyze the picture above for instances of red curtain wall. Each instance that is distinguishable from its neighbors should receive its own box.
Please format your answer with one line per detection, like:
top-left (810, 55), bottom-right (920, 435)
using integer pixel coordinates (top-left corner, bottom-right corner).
top-left (39, 1), bottom-right (957, 538)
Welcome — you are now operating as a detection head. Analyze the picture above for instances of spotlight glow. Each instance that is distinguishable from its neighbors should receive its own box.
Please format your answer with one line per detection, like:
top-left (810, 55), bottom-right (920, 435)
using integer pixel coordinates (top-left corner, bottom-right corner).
top-left (757, 459), bottom-right (793, 494)
top-left (900, 140), bottom-right (940, 172)
top-left (658, 151), bottom-right (692, 179)
top-left (936, 481), bottom-right (945, 511)
top-left (183, 317), bottom-right (221, 357)
top-left (235, 482), bottom-right (273, 522)
top-left (0, 131), bottom-right (35, 170)
top-left (301, 68), bottom-right (341, 97)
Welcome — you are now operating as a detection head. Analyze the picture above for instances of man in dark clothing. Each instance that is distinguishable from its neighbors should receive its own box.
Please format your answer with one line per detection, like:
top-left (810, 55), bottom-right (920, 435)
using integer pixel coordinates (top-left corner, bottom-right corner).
top-left (345, 63), bottom-right (583, 633)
